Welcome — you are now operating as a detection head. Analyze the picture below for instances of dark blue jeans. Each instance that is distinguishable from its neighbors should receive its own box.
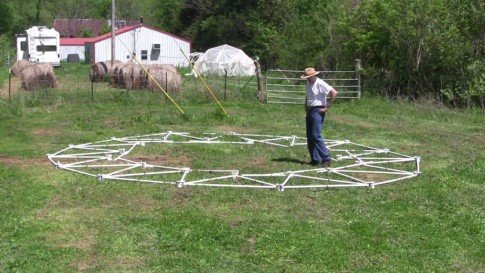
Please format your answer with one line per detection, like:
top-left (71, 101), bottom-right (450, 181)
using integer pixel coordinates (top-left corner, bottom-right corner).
top-left (306, 108), bottom-right (331, 164)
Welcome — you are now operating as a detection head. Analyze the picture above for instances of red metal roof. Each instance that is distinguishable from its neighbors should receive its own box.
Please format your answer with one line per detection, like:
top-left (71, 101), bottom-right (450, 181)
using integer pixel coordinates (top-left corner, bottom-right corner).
top-left (60, 24), bottom-right (191, 46)
top-left (88, 25), bottom-right (141, 43)
top-left (60, 37), bottom-right (95, 46)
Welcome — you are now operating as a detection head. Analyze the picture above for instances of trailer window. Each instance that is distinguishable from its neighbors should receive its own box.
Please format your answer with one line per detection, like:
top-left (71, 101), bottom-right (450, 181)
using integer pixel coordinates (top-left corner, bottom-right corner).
top-left (37, 45), bottom-right (57, 52)
top-left (20, 41), bottom-right (27, 51)
top-left (141, 50), bottom-right (148, 60)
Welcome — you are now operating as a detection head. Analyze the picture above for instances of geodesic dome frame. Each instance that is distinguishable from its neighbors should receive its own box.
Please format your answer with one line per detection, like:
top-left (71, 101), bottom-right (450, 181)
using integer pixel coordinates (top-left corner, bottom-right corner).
top-left (47, 131), bottom-right (421, 191)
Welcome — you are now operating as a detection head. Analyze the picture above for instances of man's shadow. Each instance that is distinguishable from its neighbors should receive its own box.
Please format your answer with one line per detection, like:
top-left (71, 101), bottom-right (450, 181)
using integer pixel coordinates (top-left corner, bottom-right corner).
top-left (272, 157), bottom-right (308, 165)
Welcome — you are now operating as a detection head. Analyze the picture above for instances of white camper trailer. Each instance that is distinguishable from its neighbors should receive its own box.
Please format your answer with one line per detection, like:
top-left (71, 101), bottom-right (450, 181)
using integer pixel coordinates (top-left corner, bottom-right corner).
top-left (16, 26), bottom-right (61, 67)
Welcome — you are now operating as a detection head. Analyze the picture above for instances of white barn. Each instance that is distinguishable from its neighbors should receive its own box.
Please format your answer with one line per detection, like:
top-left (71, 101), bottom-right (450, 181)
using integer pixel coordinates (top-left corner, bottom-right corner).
top-left (86, 24), bottom-right (191, 66)
top-left (60, 37), bottom-right (93, 61)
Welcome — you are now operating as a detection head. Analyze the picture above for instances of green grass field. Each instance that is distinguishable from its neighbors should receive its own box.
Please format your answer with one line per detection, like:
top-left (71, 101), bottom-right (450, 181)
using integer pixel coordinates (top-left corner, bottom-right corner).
top-left (0, 63), bottom-right (484, 272)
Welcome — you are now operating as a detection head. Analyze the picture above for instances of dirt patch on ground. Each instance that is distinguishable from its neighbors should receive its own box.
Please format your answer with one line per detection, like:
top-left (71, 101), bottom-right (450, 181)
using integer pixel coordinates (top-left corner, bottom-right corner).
top-left (240, 236), bottom-right (256, 254)
top-left (52, 227), bottom-right (99, 251)
top-left (474, 133), bottom-right (485, 145)
top-left (131, 154), bottom-right (191, 167)
top-left (246, 156), bottom-right (269, 169)
top-left (0, 154), bottom-right (50, 167)
top-left (170, 187), bottom-right (195, 205)
top-left (106, 256), bottom-right (145, 271)
top-left (30, 127), bottom-right (62, 137)
top-left (103, 118), bottom-right (120, 128)
top-left (71, 254), bottom-right (101, 272)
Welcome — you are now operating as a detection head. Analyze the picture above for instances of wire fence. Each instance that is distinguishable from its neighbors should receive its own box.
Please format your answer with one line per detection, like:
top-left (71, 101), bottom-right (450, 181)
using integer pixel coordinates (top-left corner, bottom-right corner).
top-left (1, 61), bottom-right (361, 107)
top-left (0, 71), bottom-right (261, 107)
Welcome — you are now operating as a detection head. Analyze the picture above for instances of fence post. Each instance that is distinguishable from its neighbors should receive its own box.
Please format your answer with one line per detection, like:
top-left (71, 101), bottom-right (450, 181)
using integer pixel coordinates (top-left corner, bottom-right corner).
top-left (8, 68), bottom-right (12, 104)
top-left (254, 58), bottom-right (264, 102)
top-left (224, 69), bottom-right (227, 101)
top-left (355, 59), bottom-right (362, 99)
top-left (165, 71), bottom-right (168, 101)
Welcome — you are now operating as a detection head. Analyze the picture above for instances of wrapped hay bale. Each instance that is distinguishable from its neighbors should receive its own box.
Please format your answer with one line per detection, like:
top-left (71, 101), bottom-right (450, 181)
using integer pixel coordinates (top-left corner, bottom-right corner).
top-left (11, 60), bottom-right (34, 76)
top-left (20, 63), bottom-right (58, 91)
top-left (89, 62), bottom-right (108, 82)
top-left (147, 66), bottom-right (181, 93)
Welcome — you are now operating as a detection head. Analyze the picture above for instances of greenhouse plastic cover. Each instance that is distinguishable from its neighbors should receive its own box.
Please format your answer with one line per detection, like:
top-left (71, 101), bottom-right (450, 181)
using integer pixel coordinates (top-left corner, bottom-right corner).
top-left (194, 44), bottom-right (256, 76)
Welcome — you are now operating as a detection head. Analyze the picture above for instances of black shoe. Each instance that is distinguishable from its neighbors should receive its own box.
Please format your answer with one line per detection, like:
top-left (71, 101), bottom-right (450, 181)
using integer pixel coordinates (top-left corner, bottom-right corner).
top-left (321, 160), bottom-right (332, 168)
top-left (310, 161), bottom-right (321, 166)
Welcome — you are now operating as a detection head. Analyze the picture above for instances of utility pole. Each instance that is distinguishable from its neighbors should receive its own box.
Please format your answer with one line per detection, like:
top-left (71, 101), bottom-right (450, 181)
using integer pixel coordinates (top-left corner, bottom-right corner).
top-left (111, 0), bottom-right (115, 65)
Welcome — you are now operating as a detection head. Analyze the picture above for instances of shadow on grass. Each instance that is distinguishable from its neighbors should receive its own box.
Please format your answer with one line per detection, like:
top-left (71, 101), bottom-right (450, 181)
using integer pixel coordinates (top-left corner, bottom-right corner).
top-left (271, 157), bottom-right (309, 165)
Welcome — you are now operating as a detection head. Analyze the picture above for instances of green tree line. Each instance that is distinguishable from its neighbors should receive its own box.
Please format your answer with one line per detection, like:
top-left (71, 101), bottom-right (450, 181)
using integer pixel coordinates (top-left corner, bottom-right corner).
top-left (1, 0), bottom-right (483, 107)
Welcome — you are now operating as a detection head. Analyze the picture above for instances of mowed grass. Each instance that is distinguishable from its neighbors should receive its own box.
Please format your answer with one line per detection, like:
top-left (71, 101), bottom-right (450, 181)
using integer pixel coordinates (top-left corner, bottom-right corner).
top-left (0, 63), bottom-right (484, 272)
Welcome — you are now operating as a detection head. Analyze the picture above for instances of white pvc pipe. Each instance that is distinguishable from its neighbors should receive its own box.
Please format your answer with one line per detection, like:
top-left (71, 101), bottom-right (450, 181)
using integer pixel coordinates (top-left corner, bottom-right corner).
top-left (47, 131), bottom-right (420, 191)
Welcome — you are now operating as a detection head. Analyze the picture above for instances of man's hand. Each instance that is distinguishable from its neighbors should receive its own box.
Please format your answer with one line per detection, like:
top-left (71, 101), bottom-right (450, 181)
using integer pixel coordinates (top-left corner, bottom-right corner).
top-left (319, 107), bottom-right (328, 113)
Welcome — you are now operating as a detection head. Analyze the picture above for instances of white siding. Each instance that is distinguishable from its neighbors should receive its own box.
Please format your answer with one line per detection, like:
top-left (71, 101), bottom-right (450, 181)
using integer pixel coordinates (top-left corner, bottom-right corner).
top-left (60, 45), bottom-right (85, 61)
top-left (94, 26), bottom-right (190, 66)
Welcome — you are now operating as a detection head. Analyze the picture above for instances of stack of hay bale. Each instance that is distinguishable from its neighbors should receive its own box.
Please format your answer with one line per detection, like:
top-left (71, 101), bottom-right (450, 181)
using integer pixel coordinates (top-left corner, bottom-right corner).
top-left (11, 60), bottom-right (58, 91)
top-left (90, 61), bottom-right (181, 93)
top-left (89, 60), bottom-right (123, 82)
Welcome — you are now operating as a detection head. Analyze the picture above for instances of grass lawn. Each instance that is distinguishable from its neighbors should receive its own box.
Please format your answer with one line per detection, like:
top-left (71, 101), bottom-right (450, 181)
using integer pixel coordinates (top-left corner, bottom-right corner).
top-left (0, 63), bottom-right (483, 272)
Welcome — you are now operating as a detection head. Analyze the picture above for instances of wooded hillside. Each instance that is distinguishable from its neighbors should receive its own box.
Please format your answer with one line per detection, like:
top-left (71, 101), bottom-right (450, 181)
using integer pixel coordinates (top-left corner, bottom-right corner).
top-left (0, 0), bottom-right (483, 107)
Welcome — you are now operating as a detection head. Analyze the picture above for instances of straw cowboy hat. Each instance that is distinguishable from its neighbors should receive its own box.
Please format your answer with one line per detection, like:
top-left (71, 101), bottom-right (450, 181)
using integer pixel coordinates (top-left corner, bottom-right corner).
top-left (301, 67), bottom-right (320, 79)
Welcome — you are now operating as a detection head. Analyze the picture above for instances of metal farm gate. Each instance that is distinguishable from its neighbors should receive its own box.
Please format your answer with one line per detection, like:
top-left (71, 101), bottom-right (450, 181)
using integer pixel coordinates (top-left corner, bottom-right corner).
top-left (265, 60), bottom-right (361, 104)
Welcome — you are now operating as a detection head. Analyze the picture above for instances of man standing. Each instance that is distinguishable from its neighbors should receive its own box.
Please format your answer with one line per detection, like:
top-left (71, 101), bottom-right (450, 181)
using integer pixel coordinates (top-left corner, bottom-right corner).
top-left (302, 67), bottom-right (338, 167)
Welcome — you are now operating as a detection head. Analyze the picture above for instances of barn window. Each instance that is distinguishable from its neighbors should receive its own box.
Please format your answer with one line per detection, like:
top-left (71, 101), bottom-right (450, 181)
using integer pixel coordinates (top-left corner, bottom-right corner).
top-left (141, 50), bottom-right (148, 60)
top-left (37, 45), bottom-right (57, 52)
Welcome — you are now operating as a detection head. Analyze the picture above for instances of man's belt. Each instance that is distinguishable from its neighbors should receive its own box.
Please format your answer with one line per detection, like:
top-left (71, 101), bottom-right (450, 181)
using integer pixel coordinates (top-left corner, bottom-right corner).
top-left (309, 105), bottom-right (326, 110)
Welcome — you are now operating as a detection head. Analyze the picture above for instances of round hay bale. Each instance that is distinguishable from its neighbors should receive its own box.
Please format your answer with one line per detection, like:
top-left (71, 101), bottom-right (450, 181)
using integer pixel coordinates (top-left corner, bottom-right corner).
top-left (108, 61), bottom-right (125, 86)
top-left (89, 62), bottom-right (108, 82)
top-left (111, 65), bottom-right (121, 86)
top-left (119, 63), bottom-right (135, 89)
top-left (166, 72), bottom-right (181, 93)
top-left (20, 66), bottom-right (36, 91)
top-left (106, 60), bottom-right (124, 76)
top-left (11, 60), bottom-right (34, 76)
top-left (146, 66), bottom-right (181, 93)
top-left (132, 65), bottom-right (146, 89)
top-left (148, 64), bottom-right (177, 74)
top-left (20, 63), bottom-right (58, 91)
